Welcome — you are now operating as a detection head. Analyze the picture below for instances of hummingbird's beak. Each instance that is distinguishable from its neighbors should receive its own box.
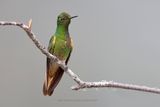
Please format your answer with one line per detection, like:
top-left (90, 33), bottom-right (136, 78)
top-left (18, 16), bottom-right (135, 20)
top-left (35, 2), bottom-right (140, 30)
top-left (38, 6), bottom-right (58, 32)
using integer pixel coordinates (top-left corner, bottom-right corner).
top-left (70, 16), bottom-right (78, 19)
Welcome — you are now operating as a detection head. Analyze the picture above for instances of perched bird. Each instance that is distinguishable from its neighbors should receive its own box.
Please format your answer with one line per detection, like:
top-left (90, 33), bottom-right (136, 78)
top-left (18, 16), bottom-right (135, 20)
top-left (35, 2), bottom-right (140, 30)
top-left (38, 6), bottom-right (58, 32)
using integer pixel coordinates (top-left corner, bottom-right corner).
top-left (43, 12), bottom-right (78, 96)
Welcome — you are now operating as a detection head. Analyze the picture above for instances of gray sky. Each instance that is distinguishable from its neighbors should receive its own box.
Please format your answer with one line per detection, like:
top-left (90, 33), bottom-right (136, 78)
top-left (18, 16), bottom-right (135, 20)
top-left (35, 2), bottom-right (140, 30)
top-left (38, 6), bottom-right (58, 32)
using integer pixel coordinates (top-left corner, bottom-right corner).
top-left (0, 0), bottom-right (160, 107)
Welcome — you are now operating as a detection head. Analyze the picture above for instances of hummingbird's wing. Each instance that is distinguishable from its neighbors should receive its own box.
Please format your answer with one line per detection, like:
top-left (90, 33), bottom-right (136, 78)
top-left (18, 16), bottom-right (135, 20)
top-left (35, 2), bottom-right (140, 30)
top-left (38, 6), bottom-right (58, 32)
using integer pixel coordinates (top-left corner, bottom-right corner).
top-left (65, 37), bottom-right (73, 64)
top-left (43, 36), bottom-right (73, 96)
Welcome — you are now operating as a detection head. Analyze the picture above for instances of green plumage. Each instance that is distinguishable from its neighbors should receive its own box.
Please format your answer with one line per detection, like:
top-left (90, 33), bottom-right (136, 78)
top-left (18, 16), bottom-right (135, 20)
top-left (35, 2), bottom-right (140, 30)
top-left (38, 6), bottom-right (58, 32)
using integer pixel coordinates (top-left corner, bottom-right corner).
top-left (43, 12), bottom-right (77, 96)
top-left (48, 35), bottom-right (72, 60)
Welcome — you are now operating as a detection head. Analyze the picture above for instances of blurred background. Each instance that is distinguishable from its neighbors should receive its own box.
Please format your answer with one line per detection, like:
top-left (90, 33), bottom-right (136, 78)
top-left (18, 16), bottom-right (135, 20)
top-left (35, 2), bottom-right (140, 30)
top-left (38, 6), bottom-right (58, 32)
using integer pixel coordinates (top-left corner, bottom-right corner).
top-left (0, 0), bottom-right (160, 107)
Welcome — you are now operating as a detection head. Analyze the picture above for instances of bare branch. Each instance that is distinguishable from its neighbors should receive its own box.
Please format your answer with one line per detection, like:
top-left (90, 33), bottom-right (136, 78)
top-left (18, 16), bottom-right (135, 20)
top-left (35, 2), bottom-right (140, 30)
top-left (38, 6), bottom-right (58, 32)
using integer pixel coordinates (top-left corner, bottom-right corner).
top-left (0, 20), bottom-right (160, 95)
top-left (72, 81), bottom-right (160, 94)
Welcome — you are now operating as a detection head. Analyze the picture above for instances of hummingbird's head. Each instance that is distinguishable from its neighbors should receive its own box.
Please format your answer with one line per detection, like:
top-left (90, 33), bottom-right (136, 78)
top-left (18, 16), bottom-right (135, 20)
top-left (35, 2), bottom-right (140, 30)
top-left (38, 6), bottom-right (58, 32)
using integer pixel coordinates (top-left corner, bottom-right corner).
top-left (57, 12), bottom-right (78, 27)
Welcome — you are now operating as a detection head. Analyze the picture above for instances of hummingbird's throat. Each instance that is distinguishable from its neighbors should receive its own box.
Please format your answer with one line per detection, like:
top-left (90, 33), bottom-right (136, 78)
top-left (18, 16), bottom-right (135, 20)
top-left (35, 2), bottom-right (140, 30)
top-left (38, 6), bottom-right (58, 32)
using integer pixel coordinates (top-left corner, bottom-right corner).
top-left (56, 25), bottom-right (70, 38)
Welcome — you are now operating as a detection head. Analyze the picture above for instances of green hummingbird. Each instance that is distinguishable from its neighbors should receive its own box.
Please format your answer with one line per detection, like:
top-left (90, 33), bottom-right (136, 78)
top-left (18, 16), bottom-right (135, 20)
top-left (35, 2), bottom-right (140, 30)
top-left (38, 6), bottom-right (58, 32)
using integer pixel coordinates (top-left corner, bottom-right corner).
top-left (43, 12), bottom-right (78, 96)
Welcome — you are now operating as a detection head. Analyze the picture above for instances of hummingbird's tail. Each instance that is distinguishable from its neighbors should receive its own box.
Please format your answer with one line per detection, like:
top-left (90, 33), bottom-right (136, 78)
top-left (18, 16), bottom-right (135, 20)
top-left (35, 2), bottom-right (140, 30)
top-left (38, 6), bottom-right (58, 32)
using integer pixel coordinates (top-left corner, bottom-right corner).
top-left (43, 73), bottom-right (54, 96)
top-left (43, 83), bottom-right (53, 96)
top-left (43, 66), bottom-right (64, 96)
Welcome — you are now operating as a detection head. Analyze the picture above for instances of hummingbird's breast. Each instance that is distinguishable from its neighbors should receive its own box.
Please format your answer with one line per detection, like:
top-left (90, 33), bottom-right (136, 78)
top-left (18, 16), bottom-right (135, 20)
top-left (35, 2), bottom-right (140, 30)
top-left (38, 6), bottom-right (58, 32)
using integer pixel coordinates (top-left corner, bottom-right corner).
top-left (54, 38), bottom-right (71, 60)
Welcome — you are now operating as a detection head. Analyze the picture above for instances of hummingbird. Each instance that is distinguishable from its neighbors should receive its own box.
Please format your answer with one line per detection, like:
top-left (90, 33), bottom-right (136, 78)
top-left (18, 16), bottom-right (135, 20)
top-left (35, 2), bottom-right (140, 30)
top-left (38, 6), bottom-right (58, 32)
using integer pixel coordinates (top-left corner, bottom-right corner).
top-left (43, 12), bottom-right (78, 96)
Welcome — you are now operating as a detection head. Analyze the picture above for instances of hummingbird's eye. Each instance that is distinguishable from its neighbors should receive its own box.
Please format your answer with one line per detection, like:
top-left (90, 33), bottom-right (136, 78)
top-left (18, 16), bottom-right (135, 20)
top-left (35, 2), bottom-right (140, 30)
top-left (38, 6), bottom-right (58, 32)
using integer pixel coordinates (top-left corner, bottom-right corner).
top-left (58, 17), bottom-right (66, 21)
top-left (58, 17), bottom-right (61, 21)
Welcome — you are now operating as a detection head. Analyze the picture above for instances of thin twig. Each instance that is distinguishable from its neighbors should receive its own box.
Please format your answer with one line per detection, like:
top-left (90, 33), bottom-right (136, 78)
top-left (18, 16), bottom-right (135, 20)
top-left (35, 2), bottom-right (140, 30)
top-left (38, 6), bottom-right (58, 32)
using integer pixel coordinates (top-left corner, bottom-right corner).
top-left (0, 20), bottom-right (160, 95)
top-left (71, 81), bottom-right (160, 94)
